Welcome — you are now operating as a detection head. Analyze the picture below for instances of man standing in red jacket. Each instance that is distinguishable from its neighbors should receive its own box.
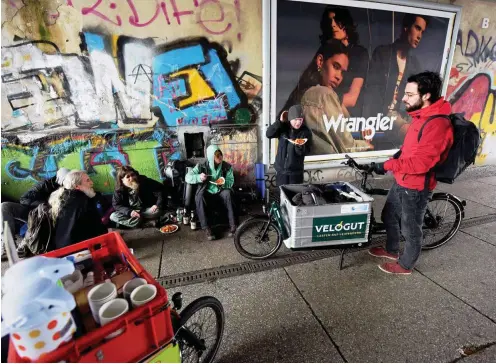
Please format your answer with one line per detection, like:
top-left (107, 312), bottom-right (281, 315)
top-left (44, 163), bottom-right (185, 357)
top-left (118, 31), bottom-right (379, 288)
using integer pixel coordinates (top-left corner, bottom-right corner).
top-left (368, 71), bottom-right (454, 275)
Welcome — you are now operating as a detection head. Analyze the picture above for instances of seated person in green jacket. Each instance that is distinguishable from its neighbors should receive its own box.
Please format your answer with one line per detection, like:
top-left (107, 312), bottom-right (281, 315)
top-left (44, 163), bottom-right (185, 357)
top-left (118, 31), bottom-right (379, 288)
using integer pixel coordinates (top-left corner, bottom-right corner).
top-left (185, 145), bottom-right (236, 241)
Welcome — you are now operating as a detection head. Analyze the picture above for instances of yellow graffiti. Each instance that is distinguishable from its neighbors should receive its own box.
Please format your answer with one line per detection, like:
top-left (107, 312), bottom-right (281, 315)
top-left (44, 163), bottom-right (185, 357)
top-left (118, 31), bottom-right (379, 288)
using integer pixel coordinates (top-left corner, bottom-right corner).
top-left (169, 68), bottom-right (215, 109)
top-left (471, 92), bottom-right (496, 165)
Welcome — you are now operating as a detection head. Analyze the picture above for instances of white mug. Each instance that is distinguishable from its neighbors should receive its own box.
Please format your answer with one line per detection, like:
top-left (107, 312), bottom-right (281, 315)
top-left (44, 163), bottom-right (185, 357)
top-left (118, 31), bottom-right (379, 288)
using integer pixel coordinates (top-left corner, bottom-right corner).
top-left (88, 282), bottom-right (117, 325)
top-left (130, 284), bottom-right (157, 308)
top-left (122, 278), bottom-right (147, 300)
top-left (98, 298), bottom-right (129, 339)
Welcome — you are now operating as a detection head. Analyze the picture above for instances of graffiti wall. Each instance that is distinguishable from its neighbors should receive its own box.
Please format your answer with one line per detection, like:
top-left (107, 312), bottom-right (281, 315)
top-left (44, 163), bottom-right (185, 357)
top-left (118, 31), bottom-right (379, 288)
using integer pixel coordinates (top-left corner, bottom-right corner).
top-left (1, 0), bottom-right (262, 200)
top-left (444, 0), bottom-right (496, 165)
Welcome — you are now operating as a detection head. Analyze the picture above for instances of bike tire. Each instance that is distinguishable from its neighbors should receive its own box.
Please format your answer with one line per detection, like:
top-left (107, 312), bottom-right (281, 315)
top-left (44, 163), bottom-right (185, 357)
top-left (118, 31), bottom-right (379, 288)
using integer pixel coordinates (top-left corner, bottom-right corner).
top-left (233, 216), bottom-right (282, 260)
top-left (422, 195), bottom-right (463, 250)
top-left (177, 296), bottom-right (225, 363)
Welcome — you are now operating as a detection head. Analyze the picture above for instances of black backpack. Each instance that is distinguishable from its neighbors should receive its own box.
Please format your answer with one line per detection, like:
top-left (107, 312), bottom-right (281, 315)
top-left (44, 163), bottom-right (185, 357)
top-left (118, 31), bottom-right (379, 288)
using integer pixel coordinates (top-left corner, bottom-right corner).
top-left (22, 203), bottom-right (54, 255)
top-left (418, 113), bottom-right (481, 184)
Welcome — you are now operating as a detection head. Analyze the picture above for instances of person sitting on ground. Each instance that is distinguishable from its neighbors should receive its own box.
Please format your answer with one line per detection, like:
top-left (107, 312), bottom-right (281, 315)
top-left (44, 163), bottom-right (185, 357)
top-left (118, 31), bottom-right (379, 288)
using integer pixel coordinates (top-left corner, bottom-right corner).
top-left (1, 168), bottom-right (71, 239)
top-left (110, 166), bottom-right (166, 228)
top-left (185, 145), bottom-right (237, 241)
top-left (49, 170), bottom-right (108, 249)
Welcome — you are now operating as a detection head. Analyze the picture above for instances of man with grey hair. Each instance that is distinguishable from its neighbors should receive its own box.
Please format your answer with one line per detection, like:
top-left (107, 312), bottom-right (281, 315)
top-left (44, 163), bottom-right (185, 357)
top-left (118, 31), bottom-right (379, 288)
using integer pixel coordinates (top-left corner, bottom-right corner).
top-left (49, 170), bottom-right (107, 249)
top-left (1, 168), bottom-right (70, 257)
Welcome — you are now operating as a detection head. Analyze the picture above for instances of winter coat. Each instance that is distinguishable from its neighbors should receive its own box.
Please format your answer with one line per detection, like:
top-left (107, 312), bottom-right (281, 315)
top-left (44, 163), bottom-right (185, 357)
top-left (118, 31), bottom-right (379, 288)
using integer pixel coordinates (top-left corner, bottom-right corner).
top-left (20, 176), bottom-right (60, 208)
top-left (185, 145), bottom-right (234, 194)
top-left (266, 120), bottom-right (312, 176)
top-left (54, 190), bottom-right (107, 249)
top-left (112, 175), bottom-right (166, 217)
top-left (384, 98), bottom-right (454, 191)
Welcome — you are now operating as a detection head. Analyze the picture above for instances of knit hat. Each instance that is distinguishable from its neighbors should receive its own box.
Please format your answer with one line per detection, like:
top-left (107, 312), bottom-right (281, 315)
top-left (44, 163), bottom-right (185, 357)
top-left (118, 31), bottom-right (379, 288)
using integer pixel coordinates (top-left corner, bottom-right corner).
top-left (288, 105), bottom-right (304, 122)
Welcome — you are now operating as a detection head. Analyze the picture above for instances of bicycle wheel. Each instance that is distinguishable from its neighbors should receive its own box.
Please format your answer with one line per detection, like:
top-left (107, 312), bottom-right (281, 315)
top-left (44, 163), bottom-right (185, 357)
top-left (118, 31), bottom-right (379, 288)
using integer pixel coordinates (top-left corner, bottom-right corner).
top-left (422, 195), bottom-right (462, 250)
top-left (233, 216), bottom-right (282, 260)
top-left (176, 296), bottom-right (225, 363)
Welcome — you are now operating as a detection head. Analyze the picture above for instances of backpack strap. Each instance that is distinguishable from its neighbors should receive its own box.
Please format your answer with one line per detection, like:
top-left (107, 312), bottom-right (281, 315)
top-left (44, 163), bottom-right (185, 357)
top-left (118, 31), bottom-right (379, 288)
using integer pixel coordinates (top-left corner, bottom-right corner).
top-left (417, 114), bottom-right (450, 142)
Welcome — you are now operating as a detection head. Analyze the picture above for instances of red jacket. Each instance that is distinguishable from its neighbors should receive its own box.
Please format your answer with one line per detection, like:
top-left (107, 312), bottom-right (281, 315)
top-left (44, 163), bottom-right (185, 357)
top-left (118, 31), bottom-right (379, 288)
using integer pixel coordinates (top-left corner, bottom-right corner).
top-left (384, 98), bottom-right (454, 191)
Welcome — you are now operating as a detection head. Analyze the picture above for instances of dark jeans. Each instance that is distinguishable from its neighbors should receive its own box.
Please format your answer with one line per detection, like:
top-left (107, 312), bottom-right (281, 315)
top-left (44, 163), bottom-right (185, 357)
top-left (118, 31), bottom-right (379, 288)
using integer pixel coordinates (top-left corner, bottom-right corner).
top-left (196, 188), bottom-right (236, 230)
top-left (276, 173), bottom-right (304, 187)
top-left (1, 202), bottom-right (29, 237)
top-left (381, 182), bottom-right (431, 270)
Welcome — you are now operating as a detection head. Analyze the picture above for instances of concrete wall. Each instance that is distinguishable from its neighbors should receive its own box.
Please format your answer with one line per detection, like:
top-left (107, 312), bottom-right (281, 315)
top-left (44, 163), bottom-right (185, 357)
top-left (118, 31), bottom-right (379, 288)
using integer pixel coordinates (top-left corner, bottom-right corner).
top-left (1, 0), bottom-right (262, 200)
top-left (1, 0), bottom-right (495, 197)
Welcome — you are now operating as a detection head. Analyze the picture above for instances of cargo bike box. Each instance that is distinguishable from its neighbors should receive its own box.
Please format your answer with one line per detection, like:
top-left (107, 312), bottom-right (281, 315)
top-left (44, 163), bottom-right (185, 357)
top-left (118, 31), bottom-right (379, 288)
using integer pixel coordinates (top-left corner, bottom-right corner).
top-left (280, 183), bottom-right (374, 249)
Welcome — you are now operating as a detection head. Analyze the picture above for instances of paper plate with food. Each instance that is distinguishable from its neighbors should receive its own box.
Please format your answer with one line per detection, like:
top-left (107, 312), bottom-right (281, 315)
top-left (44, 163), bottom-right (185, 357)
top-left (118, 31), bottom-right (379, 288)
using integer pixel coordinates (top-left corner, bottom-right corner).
top-left (159, 224), bottom-right (179, 234)
top-left (288, 138), bottom-right (308, 146)
top-left (209, 177), bottom-right (225, 186)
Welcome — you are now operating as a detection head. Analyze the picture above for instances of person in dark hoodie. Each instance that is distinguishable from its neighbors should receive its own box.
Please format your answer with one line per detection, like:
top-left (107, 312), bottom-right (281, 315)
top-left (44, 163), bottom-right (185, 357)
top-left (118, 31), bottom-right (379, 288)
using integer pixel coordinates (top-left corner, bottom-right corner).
top-left (266, 104), bottom-right (313, 186)
top-left (49, 170), bottom-right (108, 249)
top-left (1, 168), bottom-right (70, 241)
top-left (110, 166), bottom-right (167, 228)
top-left (185, 145), bottom-right (236, 241)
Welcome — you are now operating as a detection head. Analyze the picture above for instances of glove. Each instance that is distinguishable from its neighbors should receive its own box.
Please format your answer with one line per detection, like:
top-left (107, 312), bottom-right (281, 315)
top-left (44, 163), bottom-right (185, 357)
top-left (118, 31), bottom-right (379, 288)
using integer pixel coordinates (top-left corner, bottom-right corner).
top-left (393, 149), bottom-right (402, 159)
top-left (371, 162), bottom-right (386, 175)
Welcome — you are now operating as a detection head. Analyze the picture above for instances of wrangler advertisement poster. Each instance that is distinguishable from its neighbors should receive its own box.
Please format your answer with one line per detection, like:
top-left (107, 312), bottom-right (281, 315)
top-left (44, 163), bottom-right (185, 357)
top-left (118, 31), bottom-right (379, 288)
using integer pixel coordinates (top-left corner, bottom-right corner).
top-left (269, 0), bottom-right (457, 164)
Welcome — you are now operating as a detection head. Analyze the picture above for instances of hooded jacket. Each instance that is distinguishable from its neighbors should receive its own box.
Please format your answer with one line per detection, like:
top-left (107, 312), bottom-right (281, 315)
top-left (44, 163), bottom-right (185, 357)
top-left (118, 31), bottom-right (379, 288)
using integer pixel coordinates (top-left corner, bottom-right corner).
top-left (384, 98), bottom-right (454, 191)
top-left (266, 119), bottom-right (312, 175)
top-left (20, 176), bottom-right (60, 208)
top-left (185, 145), bottom-right (234, 194)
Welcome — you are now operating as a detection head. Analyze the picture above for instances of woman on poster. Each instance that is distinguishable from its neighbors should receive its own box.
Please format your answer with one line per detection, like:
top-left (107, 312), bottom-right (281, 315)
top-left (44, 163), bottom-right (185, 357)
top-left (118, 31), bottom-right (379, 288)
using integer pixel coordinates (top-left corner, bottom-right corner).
top-left (280, 6), bottom-right (369, 117)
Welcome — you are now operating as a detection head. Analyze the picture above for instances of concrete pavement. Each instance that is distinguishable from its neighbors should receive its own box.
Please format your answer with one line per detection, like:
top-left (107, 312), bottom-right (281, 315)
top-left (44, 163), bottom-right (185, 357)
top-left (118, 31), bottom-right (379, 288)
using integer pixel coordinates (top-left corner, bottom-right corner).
top-left (133, 166), bottom-right (496, 362)
top-left (2, 166), bottom-right (495, 362)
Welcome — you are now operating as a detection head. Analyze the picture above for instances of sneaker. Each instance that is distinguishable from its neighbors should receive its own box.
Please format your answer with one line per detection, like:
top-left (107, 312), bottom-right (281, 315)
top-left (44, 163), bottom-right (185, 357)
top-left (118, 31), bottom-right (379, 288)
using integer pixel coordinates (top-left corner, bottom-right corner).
top-left (205, 228), bottom-right (216, 241)
top-left (368, 247), bottom-right (399, 260)
top-left (228, 225), bottom-right (237, 238)
top-left (378, 262), bottom-right (412, 275)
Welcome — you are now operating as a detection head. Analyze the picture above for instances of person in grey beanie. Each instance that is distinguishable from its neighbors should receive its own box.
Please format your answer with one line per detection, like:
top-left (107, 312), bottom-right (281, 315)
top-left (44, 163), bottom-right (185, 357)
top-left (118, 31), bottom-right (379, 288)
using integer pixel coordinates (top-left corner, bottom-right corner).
top-left (266, 104), bottom-right (312, 186)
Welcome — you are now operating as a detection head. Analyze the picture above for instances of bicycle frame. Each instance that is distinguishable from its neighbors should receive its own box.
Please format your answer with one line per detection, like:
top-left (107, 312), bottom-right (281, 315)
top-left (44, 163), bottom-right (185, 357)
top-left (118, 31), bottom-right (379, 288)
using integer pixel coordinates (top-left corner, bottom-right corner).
top-left (268, 201), bottom-right (289, 240)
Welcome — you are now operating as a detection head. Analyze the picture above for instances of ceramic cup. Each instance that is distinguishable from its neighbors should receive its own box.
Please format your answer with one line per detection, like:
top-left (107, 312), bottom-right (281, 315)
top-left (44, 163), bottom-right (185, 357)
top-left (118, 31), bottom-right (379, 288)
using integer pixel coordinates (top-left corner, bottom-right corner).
top-left (88, 282), bottom-right (117, 325)
top-left (130, 284), bottom-right (157, 308)
top-left (98, 298), bottom-right (129, 339)
top-left (122, 278), bottom-right (147, 300)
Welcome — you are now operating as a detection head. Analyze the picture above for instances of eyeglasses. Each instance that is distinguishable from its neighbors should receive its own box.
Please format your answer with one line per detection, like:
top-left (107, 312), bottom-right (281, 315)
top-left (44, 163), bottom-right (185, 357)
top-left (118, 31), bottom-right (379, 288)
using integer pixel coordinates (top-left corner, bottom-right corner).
top-left (404, 92), bottom-right (420, 98)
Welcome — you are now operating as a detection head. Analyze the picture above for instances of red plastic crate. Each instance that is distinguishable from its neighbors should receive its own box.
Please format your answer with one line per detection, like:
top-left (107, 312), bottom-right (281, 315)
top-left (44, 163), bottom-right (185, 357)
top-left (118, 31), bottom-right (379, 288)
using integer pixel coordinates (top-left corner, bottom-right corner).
top-left (7, 232), bottom-right (174, 363)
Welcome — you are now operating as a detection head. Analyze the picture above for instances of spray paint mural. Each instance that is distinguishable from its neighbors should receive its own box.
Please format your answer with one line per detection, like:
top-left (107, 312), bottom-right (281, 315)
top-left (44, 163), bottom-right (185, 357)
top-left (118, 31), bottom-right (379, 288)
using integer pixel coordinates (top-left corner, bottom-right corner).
top-left (447, 26), bottom-right (496, 165)
top-left (1, 0), bottom-right (262, 200)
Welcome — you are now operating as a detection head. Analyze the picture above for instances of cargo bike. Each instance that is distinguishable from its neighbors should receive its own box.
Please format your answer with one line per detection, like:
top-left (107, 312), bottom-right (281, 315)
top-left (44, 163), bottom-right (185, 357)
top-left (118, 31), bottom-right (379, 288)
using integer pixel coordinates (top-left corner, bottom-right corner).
top-left (6, 232), bottom-right (225, 363)
top-left (234, 155), bottom-right (465, 268)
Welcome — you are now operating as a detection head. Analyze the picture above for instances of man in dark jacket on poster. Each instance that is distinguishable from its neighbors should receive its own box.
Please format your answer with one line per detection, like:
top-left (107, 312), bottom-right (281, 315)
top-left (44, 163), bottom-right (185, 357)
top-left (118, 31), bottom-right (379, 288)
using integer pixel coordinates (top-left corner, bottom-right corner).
top-left (1, 168), bottom-right (70, 241)
top-left (110, 166), bottom-right (166, 228)
top-left (49, 170), bottom-right (108, 249)
top-left (362, 14), bottom-right (429, 147)
top-left (367, 71), bottom-right (453, 275)
top-left (266, 105), bottom-right (312, 186)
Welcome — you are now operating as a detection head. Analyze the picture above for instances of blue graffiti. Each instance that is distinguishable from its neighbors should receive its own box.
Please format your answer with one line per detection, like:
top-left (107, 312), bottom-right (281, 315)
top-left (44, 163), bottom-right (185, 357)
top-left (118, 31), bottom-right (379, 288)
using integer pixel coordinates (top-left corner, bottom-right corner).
top-left (152, 43), bottom-right (241, 126)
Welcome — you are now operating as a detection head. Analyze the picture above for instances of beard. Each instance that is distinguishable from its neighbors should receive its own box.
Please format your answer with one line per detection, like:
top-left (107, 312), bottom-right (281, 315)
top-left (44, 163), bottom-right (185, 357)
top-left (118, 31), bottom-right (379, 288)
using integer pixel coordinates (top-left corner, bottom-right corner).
top-left (123, 179), bottom-right (139, 191)
top-left (80, 186), bottom-right (96, 198)
top-left (405, 98), bottom-right (424, 112)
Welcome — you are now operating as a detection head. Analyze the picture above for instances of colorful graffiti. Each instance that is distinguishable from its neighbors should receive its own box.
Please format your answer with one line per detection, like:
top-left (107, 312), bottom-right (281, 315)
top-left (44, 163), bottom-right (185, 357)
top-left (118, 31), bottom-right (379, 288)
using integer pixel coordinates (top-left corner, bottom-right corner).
top-left (447, 26), bottom-right (496, 165)
top-left (1, 0), bottom-right (262, 200)
top-left (1, 34), bottom-right (253, 133)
